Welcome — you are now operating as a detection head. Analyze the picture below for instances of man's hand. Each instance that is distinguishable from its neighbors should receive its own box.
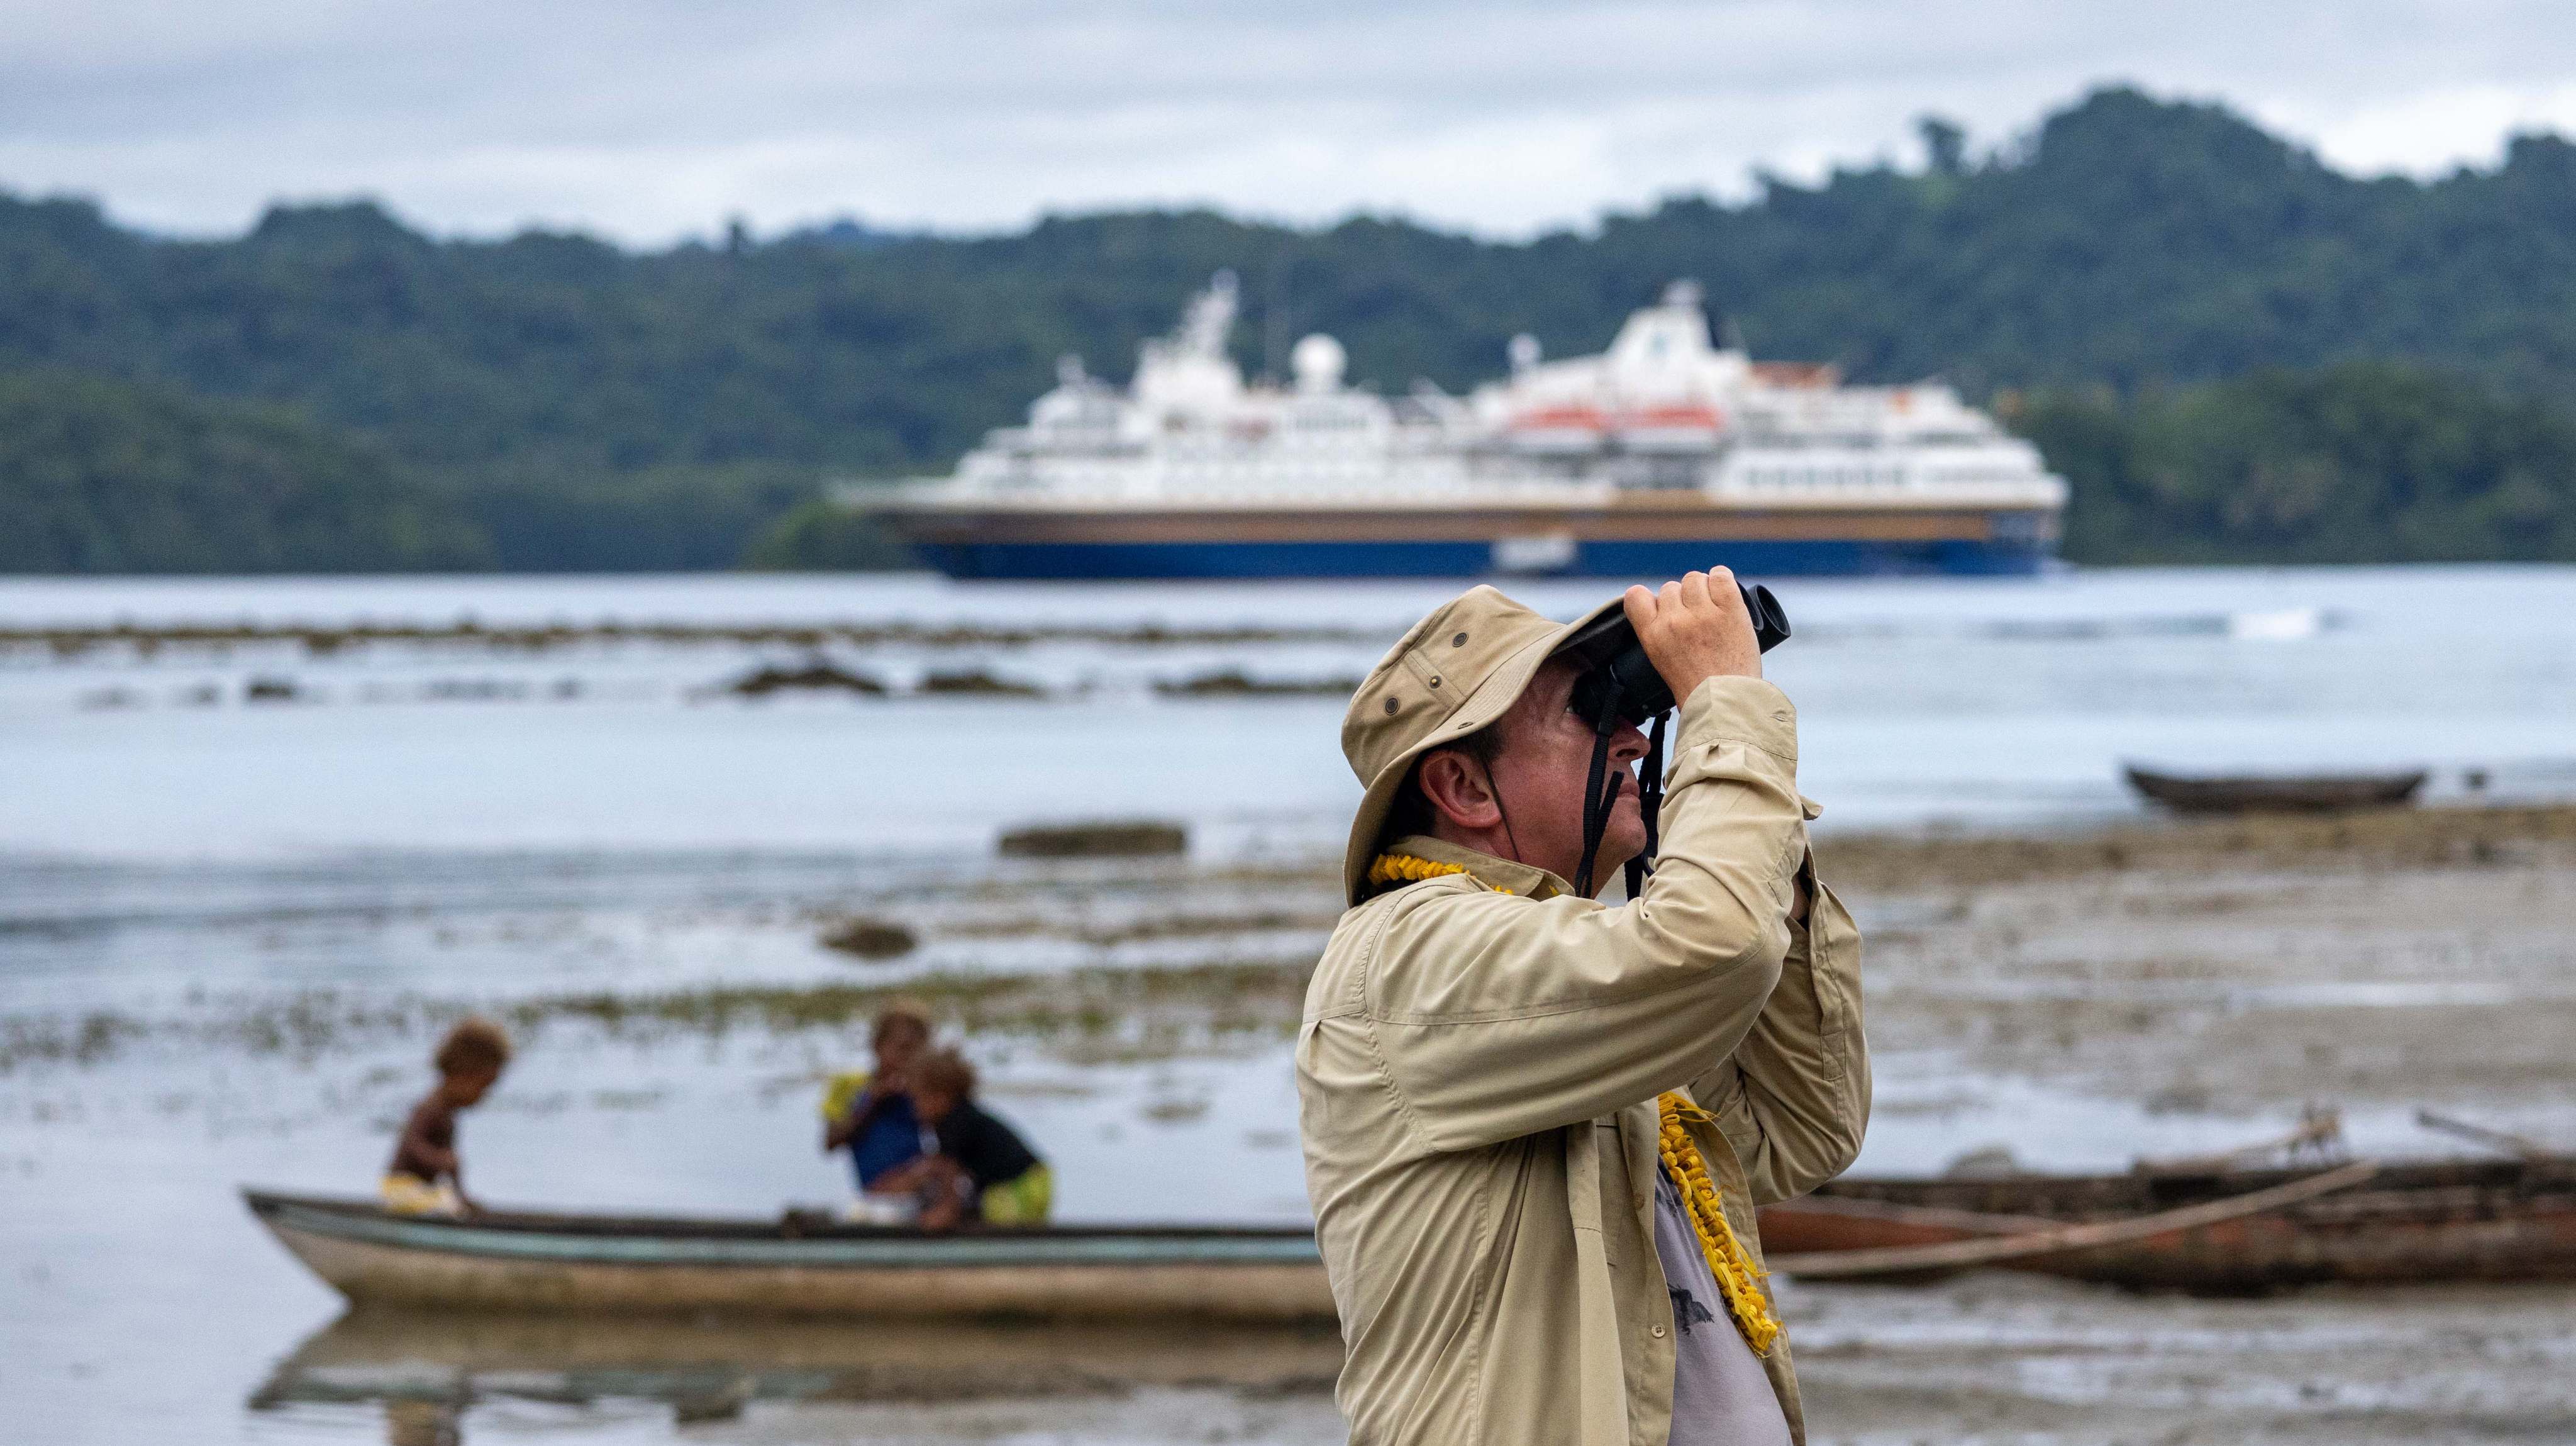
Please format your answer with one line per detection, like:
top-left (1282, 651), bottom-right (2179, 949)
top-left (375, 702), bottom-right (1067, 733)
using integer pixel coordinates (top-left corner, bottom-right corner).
top-left (1623, 567), bottom-right (1762, 700)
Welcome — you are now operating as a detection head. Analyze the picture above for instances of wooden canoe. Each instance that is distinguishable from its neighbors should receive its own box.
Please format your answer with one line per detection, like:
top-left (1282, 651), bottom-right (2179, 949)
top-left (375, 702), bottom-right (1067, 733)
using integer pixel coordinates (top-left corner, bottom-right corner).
top-left (2123, 765), bottom-right (2428, 813)
top-left (243, 1189), bottom-right (1335, 1323)
top-left (1756, 1154), bottom-right (2576, 1291)
top-left (257, 1153), bottom-right (2576, 1317)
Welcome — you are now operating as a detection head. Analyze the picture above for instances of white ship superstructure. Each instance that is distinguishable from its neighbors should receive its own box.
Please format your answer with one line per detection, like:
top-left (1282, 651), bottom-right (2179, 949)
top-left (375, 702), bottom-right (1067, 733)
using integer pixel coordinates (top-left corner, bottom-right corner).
top-left (1478, 281), bottom-right (2062, 508)
top-left (954, 273), bottom-right (1473, 501)
top-left (870, 274), bottom-right (2067, 579)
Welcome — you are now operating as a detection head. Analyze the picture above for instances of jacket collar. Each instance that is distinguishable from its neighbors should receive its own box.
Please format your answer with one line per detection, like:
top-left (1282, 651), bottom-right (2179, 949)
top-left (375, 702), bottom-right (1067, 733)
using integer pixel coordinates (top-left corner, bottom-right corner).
top-left (1383, 834), bottom-right (1579, 902)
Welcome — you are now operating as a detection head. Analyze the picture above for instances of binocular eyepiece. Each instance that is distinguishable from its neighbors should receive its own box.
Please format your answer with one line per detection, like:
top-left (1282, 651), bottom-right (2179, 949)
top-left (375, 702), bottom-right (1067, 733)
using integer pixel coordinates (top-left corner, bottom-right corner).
top-left (1561, 581), bottom-right (1790, 729)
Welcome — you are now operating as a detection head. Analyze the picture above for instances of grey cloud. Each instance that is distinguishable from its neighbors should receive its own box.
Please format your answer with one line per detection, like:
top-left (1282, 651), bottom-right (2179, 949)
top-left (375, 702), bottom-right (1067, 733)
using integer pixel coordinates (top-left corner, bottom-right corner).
top-left (1, 0), bottom-right (2573, 242)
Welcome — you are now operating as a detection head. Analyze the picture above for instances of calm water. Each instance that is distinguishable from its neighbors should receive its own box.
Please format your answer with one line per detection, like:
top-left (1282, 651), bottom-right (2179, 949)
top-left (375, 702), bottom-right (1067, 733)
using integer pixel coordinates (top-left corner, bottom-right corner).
top-left (6, 567), bottom-right (2573, 863)
top-left (4, 565), bottom-right (2573, 1445)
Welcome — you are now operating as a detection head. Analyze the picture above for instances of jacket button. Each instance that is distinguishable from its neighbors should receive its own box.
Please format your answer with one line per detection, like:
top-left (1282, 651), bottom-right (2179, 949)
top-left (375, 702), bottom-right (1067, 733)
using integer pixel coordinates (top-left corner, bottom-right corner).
top-left (1650, 1324), bottom-right (1667, 1338)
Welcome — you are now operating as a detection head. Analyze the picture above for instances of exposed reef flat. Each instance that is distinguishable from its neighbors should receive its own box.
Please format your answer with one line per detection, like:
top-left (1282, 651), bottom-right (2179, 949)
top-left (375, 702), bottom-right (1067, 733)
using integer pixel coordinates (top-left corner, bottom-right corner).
top-left (0, 618), bottom-right (1391, 658)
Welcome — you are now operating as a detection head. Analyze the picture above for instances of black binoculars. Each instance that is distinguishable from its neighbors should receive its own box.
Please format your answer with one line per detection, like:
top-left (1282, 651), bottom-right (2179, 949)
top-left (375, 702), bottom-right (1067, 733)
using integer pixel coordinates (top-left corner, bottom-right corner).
top-left (1561, 581), bottom-right (1791, 728)
top-left (1558, 579), bottom-right (1790, 899)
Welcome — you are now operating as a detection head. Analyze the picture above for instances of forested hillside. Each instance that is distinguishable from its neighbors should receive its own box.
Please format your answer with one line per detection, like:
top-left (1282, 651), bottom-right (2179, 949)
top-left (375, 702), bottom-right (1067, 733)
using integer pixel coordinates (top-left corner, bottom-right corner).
top-left (2019, 365), bottom-right (2576, 565)
top-left (6, 86), bottom-right (2575, 571)
top-left (0, 372), bottom-right (487, 572)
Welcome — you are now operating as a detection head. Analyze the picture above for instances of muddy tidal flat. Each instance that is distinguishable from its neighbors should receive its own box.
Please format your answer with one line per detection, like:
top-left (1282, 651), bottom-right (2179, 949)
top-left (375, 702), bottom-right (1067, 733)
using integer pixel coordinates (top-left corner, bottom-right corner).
top-left (4, 804), bottom-right (2572, 1444)
top-left (5, 567), bottom-right (2575, 1444)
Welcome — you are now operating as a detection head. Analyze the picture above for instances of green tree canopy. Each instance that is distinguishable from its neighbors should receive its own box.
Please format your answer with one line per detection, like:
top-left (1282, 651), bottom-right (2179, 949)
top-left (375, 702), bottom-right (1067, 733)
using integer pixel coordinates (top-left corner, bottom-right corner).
top-left (2022, 364), bottom-right (2576, 564)
top-left (0, 370), bottom-right (489, 572)
top-left (6, 85), bottom-right (2576, 571)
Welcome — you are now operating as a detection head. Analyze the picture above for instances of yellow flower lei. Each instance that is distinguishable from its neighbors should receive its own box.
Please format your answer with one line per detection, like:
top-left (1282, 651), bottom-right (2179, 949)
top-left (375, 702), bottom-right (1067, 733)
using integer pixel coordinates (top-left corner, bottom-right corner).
top-left (1657, 1092), bottom-right (1781, 1356)
top-left (1366, 853), bottom-right (1512, 894)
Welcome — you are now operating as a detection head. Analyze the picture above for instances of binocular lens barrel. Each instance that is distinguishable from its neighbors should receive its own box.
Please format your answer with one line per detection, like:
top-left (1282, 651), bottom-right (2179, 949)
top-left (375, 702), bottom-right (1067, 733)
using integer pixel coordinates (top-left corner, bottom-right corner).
top-left (1562, 579), bottom-right (1790, 730)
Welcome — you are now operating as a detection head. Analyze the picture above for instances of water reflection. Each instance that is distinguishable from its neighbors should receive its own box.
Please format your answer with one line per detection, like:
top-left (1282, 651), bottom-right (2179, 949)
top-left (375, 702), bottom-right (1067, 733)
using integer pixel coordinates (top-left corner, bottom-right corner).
top-left (251, 1310), bottom-right (1345, 1442)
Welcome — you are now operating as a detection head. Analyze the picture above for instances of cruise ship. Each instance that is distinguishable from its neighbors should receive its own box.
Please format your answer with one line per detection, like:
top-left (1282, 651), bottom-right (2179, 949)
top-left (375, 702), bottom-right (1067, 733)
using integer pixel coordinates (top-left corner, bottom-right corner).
top-left (858, 275), bottom-right (2066, 579)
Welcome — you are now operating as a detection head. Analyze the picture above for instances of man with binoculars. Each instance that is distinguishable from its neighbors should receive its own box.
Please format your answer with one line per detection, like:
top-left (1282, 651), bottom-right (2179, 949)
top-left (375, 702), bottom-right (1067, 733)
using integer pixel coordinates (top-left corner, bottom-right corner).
top-left (1298, 570), bottom-right (1868, 1446)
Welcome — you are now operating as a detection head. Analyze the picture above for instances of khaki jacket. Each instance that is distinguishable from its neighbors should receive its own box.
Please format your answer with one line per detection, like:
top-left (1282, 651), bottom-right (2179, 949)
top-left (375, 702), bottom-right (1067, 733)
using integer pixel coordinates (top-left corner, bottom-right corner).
top-left (1297, 676), bottom-right (1869, 1446)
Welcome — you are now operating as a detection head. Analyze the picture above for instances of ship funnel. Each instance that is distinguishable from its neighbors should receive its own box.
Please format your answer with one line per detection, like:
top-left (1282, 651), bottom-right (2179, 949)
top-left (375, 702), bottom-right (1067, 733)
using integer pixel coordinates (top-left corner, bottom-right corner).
top-left (1167, 272), bottom-right (1240, 362)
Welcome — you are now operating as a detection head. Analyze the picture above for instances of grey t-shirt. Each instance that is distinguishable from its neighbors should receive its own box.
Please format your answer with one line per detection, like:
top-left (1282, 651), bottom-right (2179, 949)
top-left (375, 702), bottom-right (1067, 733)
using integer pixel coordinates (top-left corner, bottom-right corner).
top-left (1651, 1165), bottom-right (1792, 1446)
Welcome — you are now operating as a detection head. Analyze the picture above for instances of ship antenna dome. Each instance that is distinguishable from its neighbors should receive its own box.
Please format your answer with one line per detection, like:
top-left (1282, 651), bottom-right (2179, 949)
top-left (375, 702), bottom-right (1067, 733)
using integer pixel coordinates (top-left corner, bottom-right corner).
top-left (1507, 333), bottom-right (1541, 373)
top-left (1661, 279), bottom-right (1704, 310)
top-left (1056, 353), bottom-right (1087, 386)
top-left (1291, 333), bottom-right (1346, 393)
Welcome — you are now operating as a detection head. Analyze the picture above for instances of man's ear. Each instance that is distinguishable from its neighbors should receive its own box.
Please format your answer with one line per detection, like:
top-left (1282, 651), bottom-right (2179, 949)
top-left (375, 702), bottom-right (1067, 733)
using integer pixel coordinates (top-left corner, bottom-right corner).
top-left (1417, 748), bottom-right (1502, 832)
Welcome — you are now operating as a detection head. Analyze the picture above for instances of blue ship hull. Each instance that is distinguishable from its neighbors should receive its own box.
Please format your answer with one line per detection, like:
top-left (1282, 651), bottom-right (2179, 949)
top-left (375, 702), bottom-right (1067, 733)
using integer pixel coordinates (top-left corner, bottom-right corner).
top-left (912, 536), bottom-right (2050, 581)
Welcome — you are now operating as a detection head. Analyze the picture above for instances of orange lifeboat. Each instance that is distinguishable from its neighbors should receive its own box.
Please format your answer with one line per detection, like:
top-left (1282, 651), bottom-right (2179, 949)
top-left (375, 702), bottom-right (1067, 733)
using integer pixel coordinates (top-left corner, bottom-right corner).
top-left (1613, 402), bottom-right (1726, 452)
top-left (1507, 403), bottom-right (1612, 454)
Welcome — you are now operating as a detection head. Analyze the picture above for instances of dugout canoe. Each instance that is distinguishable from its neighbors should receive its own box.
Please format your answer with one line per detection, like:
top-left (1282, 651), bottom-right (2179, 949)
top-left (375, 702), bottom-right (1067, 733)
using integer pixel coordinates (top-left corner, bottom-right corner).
top-left (1756, 1154), bottom-right (2576, 1291)
top-left (2123, 765), bottom-right (2428, 814)
top-left (243, 1189), bottom-right (1334, 1322)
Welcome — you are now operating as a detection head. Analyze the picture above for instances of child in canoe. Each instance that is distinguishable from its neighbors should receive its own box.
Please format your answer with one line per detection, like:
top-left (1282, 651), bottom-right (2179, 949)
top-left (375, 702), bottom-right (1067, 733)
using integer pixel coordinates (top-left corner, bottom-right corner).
top-left (888, 1049), bottom-right (1051, 1230)
top-left (820, 1003), bottom-right (933, 1221)
top-left (382, 1017), bottom-right (510, 1216)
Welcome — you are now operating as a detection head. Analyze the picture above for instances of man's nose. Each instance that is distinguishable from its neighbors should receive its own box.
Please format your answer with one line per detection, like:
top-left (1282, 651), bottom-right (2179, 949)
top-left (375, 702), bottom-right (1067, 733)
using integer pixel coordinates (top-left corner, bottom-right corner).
top-left (1609, 720), bottom-right (1650, 765)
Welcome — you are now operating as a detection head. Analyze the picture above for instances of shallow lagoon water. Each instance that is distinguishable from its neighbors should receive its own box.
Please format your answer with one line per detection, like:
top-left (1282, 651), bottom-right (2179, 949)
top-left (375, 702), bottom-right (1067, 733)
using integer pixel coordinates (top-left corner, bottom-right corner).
top-left (5, 565), bottom-right (2575, 1443)
top-left (6, 565), bottom-right (2573, 861)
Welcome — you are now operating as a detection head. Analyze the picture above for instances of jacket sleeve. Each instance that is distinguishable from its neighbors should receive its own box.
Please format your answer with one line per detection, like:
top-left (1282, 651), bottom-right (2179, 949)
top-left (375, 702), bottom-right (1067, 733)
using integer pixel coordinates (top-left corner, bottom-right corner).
top-left (1690, 869), bottom-right (1870, 1204)
top-left (1355, 676), bottom-right (1812, 1154)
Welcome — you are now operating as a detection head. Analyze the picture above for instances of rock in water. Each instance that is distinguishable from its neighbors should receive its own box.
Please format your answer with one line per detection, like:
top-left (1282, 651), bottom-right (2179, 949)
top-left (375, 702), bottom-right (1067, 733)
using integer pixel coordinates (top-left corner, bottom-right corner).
top-left (721, 661), bottom-right (888, 698)
top-left (997, 820), bottom-right (1189, 859)
top-left (1152, 669), bottom-right (1362, 698)
top-left (819, 916), bottom-right (917, 959)
top-left (918, 667), bottom-right (1046, 698)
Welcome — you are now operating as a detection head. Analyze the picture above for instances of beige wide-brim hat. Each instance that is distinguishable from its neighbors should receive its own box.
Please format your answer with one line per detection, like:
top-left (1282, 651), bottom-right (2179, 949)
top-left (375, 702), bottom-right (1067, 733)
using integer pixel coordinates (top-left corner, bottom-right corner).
top-left (1338, 584), bottom-right (1627, 904)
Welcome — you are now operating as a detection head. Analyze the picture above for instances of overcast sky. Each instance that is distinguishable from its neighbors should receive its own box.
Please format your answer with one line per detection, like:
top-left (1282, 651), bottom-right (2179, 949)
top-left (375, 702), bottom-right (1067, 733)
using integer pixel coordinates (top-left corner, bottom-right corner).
top-left (4, 0), bottom-right (2574, 247)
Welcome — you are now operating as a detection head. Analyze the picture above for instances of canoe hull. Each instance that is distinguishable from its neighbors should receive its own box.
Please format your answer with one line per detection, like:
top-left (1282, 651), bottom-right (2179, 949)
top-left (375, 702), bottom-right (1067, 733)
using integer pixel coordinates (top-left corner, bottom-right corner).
top-left (2123, 766), bottom-right (2429, 814)
top-left (1759, 1156), bottom-right (2576, 1291)
top-left (250, 1193), bottom-right (1336, 1323)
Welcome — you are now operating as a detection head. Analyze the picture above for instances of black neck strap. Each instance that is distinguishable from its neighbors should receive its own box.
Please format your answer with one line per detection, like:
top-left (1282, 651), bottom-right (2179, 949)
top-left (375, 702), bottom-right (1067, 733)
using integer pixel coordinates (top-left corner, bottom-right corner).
top-left (1624, 710), bottom-right (1669, 901)
top-left (1573, 691), bottom-right (1677, 899)
top-left (1573, 701), bottom-right (1672, 902)
top-left (1573, 692), bottom-right (1619, 899)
